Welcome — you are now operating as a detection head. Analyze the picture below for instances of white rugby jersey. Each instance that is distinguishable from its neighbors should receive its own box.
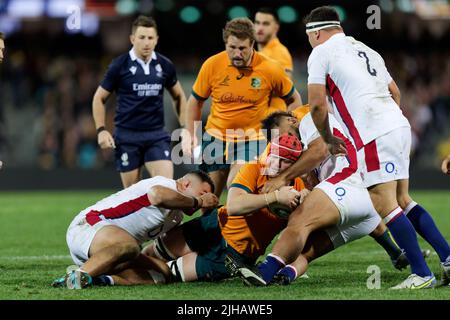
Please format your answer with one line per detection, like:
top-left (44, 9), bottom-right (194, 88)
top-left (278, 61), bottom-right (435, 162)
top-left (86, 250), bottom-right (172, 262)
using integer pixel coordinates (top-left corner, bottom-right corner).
top-left (299, 113), bottom-right (362, 186)
top-left (307, 33), bottom-right (410, 150)
top-left (71, 176), bottom-right (184, 244)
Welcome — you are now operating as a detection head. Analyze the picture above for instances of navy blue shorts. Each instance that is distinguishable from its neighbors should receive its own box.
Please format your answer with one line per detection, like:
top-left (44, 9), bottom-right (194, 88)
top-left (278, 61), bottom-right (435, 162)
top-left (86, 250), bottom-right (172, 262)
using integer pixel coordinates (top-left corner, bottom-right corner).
top-left (114, 129), bottom-right (171, 172)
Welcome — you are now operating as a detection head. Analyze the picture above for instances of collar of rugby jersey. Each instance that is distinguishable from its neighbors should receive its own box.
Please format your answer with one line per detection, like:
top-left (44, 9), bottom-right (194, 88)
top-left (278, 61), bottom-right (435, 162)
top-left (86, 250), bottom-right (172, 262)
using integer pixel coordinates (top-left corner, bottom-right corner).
top-left (327, 32), bottom-right (346, 42)
top-left (129, 48), bottom-right (157, 75)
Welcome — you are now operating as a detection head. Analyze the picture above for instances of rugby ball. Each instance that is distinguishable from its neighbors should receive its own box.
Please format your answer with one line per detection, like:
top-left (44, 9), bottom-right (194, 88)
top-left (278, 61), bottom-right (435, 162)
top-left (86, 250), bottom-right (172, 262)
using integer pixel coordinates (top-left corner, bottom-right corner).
top-left (267, 202), bottom-right (292, 219)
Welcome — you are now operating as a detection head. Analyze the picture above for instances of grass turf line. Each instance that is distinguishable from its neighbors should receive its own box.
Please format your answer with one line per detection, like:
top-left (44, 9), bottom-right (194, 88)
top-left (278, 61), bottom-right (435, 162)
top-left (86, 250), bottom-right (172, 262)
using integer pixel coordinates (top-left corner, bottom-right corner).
top-left (0, 190), bottom-right (448, 300)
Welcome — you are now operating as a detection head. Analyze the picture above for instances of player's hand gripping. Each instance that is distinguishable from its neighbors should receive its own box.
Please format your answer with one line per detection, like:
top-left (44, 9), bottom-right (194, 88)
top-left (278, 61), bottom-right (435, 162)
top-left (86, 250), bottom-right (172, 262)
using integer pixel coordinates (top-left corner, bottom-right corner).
top-left (276, 186), bottom-right (301, 209)
top-left (262, 174), bottom-right (289, 194)
top-left (441, 155), bottom-right (450, 174)
top-left (97, 130), bottom-right (116, 149)
top-left (297, 188), bottom-right (311, 205)
top-left (197, 193), bottom-right (219, 209)
top-left (327, 135), bottom-right (347, 157)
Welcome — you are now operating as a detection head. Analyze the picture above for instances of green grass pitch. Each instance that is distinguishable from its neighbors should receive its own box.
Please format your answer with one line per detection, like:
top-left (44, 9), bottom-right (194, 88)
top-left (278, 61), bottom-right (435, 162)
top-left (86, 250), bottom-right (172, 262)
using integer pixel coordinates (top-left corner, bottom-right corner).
top-left (0, 190), bottom-right (449, 300)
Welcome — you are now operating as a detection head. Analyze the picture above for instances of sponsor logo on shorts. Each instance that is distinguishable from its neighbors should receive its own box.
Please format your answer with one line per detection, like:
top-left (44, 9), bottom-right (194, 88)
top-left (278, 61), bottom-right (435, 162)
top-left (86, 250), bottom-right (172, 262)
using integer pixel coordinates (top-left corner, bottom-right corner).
top-left (121, 152), bottom-right (129, 167)
top-left (335, 187), bottom-right (346, 200)
top-left (385, 162), bottom-right (395, 173)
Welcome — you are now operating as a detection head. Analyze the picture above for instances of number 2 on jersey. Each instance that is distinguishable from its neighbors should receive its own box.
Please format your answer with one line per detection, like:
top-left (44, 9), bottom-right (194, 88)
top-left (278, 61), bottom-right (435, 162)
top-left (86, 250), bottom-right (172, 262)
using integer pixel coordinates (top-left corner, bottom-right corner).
top-left (357, 51), bottom-right (377, 76)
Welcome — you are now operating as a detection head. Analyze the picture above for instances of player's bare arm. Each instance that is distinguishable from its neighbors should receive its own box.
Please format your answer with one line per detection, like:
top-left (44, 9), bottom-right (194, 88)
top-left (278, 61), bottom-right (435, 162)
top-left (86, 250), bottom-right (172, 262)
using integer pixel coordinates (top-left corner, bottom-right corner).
top-left (309, 84), bottom-right (346, 156)
top-left (148, 185), bottom-right (218, 214)
top-left (262, 137), bottom-right (328, 193)
top-left (168, 81), bottom-right (187, 126)
top-left (92, 86), bottom-right (116, 149)
top-left (226, 186), bottom-right (299, 216)
top-left (284, 89), bottom-right (303, 111)
top-left (388, 79), bottom-right (401, 106)
top-left (442, 155), bottom-right (450, 175)
top-left (285, 69), bottom-right (293, 79)
top-left (183, 95), bottom-right (204, 156)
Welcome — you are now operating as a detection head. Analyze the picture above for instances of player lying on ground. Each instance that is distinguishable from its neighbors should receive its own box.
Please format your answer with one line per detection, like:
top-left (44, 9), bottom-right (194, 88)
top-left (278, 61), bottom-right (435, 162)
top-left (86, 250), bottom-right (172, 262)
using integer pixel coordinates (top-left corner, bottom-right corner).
top-left (141, 133), bottom-right (306, 282)
top-left (52, 170), bottom-right (218, 289)
top-left (142, 131), bottom-right (416, 284)
top-left (228, 110), bottom-right (439, 288)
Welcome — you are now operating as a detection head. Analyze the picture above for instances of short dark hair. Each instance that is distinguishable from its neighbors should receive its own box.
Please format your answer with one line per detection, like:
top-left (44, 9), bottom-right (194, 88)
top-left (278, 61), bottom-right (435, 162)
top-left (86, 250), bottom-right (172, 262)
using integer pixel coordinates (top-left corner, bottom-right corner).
top-left (256, 7), bottom-right (279, 23)
top-left (223, 17), bottom-right (256, 44)
top-left (303, 6), bottom-right (341, 25)
top-left (188, 170), bottom-right (215, 194)
top-left (261, 111), bottom-right (294, 141)
top-left (0, 32), bottom-right (4, 40)
top-left (132, 15), bottom-right (158, 34)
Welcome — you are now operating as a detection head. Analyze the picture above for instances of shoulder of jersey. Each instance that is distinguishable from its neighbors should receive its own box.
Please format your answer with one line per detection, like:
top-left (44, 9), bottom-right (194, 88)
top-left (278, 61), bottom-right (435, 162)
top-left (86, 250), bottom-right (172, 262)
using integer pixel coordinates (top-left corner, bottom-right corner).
top-left (292, 105), bottom-right (311, 121)
top-left (257, 52), bottom-right (284, 72)
top-left (202, 51), bottom-right (228, 66)
top-left (112, 52), bottom-right (131, 65)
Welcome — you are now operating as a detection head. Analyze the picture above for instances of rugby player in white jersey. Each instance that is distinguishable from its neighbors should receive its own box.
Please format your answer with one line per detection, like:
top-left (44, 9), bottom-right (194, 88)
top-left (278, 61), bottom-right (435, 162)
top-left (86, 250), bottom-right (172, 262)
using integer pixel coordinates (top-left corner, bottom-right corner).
top-left (228, 111), bottom-right (427, 285)
top-left (228, 110), bottom-right (398, 286)
top-left (302, 6), bottom-right (449, 288)
top-left (53, 170), bottom-right (218, 289)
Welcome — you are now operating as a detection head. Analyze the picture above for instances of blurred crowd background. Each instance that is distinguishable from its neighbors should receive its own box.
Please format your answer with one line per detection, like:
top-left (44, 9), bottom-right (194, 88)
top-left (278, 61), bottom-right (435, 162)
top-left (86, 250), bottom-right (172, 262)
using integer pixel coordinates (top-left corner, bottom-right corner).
top-left (0, 0), bottom-right (449, 172)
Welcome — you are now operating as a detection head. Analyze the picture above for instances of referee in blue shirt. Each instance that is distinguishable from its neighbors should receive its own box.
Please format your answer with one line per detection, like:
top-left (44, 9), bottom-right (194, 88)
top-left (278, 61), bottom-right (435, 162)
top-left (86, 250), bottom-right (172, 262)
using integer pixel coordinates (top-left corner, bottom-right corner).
top-left (92, 16), bottom-right (186, 187)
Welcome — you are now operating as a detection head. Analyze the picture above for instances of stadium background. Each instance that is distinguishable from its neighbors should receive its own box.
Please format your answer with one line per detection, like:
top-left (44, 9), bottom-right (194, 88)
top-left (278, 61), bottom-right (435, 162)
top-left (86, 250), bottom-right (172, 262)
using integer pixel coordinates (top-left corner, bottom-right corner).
top-left (0, 0), bottom-right (449, 190)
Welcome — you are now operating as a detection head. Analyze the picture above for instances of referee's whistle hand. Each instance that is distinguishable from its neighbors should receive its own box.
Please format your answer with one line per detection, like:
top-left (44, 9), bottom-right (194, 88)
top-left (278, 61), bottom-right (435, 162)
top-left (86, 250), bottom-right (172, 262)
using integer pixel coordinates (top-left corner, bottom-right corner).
top-left (98, 130), bottom-right (116, 149)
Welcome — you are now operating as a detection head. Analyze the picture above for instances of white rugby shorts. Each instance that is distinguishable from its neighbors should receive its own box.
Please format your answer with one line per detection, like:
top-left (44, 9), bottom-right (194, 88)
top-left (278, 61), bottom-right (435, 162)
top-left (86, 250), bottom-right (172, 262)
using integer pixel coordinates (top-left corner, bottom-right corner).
top-left (357, 126), bottom-right (411, 187)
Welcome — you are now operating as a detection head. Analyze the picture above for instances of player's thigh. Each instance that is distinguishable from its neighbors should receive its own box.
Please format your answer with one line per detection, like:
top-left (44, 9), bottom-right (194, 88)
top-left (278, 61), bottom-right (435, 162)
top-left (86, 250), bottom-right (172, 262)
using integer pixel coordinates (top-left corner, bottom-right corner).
top-left (287, 188), bottom-right (341, 232)
top-left (368, 180), bottom-right (398, 218)
top-left (326, 209), bottom-right (381, 249)
top-left (315, 180), bottom-right (379, 227)
top-left (144, 160), bottom-right (173, 179)
top-left (396, 179), bottom-right (413, 209)
top-left (143, 132), bottom-right (172, 177)
top-left (120, 169), bottom-right (141, 188)
top-left (181, 252), bottom-right (199, 282)
top-left (152, 225), bottom-right (195, 259)
top-left (66, 220), bottom-right (107, 266)
top-left (361, 127), bottom-right (411, 188)
top-left (89, 225), bottom-right (139, 257)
